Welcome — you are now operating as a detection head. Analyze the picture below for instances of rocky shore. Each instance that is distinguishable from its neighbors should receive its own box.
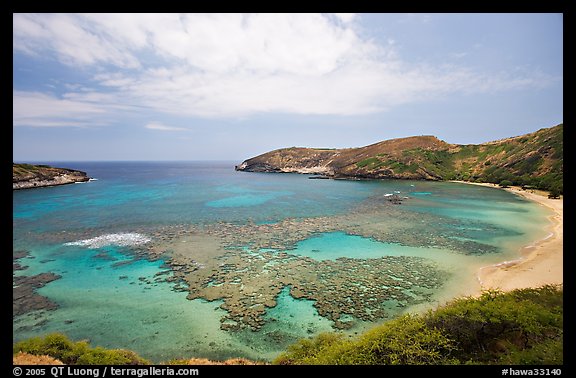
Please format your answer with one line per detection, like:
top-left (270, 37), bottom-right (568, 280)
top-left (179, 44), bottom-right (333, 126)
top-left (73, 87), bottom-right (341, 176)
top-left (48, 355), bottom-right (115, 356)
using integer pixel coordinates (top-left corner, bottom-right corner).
top-left (13, 163), bottom-right (90, 190)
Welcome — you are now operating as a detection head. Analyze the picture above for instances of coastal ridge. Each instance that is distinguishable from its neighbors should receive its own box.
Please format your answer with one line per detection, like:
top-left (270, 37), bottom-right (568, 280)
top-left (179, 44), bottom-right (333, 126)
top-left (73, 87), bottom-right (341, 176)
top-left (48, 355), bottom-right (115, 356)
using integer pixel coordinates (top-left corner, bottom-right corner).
top-left (236, 124), bottom-right (562, 194)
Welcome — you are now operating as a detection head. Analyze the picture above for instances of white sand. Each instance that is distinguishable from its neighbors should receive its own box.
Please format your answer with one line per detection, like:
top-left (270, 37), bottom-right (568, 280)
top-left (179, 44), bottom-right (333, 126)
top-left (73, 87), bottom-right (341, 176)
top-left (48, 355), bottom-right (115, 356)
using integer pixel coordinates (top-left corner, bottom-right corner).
top-left (452, 181), bottom-right (563, 292)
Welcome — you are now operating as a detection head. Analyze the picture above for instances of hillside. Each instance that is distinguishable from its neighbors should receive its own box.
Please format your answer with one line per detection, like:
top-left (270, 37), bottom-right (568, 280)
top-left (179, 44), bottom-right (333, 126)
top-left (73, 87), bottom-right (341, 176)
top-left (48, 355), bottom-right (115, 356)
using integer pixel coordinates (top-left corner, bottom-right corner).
top-left (13, 163), bottom-right (90, 190)
top-left (236, 124), bottom-right (563, 193)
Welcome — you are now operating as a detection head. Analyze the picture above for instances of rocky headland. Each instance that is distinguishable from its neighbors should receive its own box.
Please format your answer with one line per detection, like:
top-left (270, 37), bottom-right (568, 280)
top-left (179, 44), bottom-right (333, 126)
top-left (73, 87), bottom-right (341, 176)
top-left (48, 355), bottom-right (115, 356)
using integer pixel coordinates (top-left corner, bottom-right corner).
top-left (13, 163), bottom-right (90, 190)
top-left (236, 124), bottom-right (563, 193)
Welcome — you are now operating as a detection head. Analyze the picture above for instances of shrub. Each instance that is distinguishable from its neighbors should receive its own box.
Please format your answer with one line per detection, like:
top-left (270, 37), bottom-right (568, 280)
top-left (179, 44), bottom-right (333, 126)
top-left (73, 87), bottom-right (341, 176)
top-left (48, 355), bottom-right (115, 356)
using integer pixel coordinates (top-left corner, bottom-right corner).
top-left (352, 314), bottom-right (457, 365)
top-left (274, 286), bottom-right (563, 365)
top-left (497, 336), bottom-right (563, 365)
top-left (13, 333), bottom-right (86, 364)
top-left (76, 348), bottom-right (149, 365)
top-left (356, 157), bottom-right (383, 169)
top-left (548, 188), bottom-right (561, 199)
top-left (274, 332), bottom-right (347, 365)
top-left (274, 315), bottom-right (457, 365)
top-left (13, 333), bottom-right (150, 365)
top-left (425, 286), bottom-right (563, 364)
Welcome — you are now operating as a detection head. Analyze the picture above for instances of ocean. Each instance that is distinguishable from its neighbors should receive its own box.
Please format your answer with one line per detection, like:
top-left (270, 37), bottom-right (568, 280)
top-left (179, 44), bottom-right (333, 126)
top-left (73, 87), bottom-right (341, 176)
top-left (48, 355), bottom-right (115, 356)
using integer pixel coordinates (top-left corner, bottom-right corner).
top-left (12, 161), bottom-right (552, 362)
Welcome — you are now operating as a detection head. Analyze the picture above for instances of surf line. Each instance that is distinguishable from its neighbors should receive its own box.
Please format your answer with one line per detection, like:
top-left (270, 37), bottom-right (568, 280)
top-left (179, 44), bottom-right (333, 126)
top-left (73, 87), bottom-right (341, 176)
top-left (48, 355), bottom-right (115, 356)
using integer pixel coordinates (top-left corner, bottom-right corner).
top-left (475, 230), bottom-right (555, 288)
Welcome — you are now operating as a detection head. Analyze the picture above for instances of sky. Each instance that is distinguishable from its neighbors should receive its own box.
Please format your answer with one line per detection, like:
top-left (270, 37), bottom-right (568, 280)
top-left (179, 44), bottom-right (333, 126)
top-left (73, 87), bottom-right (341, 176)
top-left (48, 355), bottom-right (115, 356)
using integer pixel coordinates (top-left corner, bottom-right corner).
top-left (13, 13), bottom-right (563, 162)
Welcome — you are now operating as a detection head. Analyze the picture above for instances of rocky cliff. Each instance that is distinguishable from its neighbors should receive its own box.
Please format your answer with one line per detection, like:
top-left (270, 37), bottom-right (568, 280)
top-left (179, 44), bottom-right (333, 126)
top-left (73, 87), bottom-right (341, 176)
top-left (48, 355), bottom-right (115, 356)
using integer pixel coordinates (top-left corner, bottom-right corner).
top-left (236, 124), bottom-right (563, 193)
top-left (13, 163), bottom-right (90, 190)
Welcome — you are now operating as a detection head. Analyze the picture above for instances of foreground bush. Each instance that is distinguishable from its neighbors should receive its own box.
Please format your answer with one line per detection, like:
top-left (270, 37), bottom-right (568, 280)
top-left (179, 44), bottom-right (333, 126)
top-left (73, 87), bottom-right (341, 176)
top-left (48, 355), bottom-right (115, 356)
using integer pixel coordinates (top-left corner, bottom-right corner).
top-left (274, 285), bottom-right (562, 365)
top-left (425, 286), bottom-right (563, 364)
top-left (13, 333), bottom-right (150, 365)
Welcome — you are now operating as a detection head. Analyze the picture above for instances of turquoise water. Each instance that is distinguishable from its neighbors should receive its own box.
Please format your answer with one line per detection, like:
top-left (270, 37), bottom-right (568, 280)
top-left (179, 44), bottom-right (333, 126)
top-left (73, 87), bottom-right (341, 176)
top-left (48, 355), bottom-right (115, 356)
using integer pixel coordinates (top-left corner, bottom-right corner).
top-left (14, 243), bottom-right (250, 362)
top-left (291, 232), bottom-right (434, 260)
top-left (13, 162), bottom-right (552, 362)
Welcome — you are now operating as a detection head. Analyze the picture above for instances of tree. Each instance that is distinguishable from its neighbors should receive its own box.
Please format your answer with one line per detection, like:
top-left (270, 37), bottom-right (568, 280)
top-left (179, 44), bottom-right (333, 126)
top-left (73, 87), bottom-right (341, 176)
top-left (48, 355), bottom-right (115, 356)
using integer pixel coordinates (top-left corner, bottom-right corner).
top-left (548, 188), bottom-right (561, 199)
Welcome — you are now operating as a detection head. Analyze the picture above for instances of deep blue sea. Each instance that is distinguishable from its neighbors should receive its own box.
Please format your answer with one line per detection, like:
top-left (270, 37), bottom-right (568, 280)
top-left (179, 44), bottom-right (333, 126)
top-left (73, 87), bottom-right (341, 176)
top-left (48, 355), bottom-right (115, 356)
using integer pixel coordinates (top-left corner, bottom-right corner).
top-left (12, 161), bottom-right (551, 362)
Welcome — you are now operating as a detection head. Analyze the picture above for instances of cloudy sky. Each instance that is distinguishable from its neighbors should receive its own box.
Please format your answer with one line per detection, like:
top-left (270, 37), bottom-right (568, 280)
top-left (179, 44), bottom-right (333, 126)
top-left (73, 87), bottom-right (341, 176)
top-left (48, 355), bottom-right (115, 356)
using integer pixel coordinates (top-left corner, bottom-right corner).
top-left (13, 13), bottom-right (563, 162)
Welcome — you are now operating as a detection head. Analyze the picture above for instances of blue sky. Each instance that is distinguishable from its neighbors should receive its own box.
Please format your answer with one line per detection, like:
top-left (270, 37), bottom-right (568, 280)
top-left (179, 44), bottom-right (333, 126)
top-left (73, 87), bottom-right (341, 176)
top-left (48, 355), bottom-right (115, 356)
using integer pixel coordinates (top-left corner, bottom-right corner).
top-left (13, 13), bottom-right (563, 162)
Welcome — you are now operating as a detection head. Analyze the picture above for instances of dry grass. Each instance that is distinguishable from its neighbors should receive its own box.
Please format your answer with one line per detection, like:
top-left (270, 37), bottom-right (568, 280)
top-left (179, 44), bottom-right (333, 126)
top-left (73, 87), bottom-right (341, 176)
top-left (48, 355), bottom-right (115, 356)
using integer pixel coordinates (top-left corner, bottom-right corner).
top-left (12, 352), bottom-right (265, 366)
top-left (13, 352), bottom-right (63, 365)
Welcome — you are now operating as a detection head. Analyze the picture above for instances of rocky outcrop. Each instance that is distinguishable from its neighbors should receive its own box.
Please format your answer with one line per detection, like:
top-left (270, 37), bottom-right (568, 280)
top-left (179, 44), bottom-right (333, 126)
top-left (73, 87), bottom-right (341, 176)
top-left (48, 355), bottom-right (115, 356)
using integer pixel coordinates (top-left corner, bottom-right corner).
top-left (13, 250), bottom-right (62, 317)
top-left (13, 163), bottom-right (90, 190)
top-left (13, 272), bottom-right (62, 316)
top-left (236, 124), bottom-right (563, 192)
top-left (236, 147), bottom-right (338, 175)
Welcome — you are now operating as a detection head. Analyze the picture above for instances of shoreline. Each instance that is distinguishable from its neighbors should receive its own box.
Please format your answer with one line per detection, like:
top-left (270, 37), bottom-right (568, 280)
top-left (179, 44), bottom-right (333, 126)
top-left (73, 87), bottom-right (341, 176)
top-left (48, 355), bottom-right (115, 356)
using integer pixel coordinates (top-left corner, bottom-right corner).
top-left (450, 181), bottom-right (563, 293)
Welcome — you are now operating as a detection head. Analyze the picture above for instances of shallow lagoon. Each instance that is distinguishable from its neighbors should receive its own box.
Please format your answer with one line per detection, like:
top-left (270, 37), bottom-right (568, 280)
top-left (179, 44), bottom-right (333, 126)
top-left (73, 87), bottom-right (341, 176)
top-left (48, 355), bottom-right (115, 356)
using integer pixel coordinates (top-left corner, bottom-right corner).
top-left (13, 162), bottom-right (551, 362)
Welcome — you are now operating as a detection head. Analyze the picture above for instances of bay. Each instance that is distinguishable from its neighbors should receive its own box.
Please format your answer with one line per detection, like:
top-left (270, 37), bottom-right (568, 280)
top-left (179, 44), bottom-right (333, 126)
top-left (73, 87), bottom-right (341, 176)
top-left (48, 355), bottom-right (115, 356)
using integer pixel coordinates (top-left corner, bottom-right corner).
top-left (12, 161), bottom-right (551, 362)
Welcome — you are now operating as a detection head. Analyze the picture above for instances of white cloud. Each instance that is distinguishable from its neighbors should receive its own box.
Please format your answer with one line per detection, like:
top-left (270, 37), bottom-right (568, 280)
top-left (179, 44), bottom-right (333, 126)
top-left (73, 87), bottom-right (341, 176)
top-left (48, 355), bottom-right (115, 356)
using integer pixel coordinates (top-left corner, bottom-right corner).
top-left (13, 13), bottom-right (140, 68)
top-left (332, 13), bottom-right (357, 24)
top-left (13, 91), bottom-right (110, 127)
top-left (145, 122), bottom-right (187, 131)
top-left (13, 13), bottom-right (556, 122)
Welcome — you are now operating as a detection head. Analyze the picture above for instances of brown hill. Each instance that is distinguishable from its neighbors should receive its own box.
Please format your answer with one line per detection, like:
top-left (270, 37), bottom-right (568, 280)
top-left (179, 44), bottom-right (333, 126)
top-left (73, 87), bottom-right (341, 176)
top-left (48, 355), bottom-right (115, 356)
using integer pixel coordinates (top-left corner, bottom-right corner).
top-left (236, 124), bottom-right (563, 193)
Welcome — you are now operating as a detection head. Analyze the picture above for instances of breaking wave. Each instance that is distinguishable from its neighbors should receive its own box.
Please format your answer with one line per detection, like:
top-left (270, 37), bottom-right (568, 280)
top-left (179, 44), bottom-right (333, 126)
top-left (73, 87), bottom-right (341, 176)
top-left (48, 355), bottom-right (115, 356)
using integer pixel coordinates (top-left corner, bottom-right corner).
top-left (64, 233), bottom-right (151, 249)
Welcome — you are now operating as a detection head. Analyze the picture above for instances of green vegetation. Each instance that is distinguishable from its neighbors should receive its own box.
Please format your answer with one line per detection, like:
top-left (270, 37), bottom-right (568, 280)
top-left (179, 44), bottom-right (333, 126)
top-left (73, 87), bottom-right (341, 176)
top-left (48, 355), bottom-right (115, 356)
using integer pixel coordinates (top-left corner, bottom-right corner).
top-left (415, 148), bottom-right (457, 179)
top-left (13, 163), bottom-right (62, 180)
top-left (356, 156), bottom-right (422, 174)
top-left (275, 315), bottom-right (456, 365)
top-left (13, 163), bottom-right (42, 175)
top-left (13, 333), bottom-right (150, 365)
top-left (356, 157), bottom-right (385, 169)
top-left (274, 285), bottom-right (562, 365)
top-left (353, 125), bottom-right (563, 193)
top-left (386, 159), bottom-right (419, 174)
top-left (548, 188), bottom-right (561, 199)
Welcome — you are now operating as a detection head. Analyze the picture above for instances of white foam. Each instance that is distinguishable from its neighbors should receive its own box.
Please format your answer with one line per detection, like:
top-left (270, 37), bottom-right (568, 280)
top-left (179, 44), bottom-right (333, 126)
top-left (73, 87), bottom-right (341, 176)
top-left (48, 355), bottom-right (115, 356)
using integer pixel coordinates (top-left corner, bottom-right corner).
top-left (64, 233), bottom-right (151, 249)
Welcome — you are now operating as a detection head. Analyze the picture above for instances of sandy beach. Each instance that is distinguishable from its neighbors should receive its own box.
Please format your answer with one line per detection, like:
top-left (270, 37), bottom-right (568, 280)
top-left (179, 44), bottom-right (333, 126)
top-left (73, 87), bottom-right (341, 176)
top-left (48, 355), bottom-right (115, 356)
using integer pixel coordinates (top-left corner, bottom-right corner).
top-left (452, 181), bottom-right (563, 292)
